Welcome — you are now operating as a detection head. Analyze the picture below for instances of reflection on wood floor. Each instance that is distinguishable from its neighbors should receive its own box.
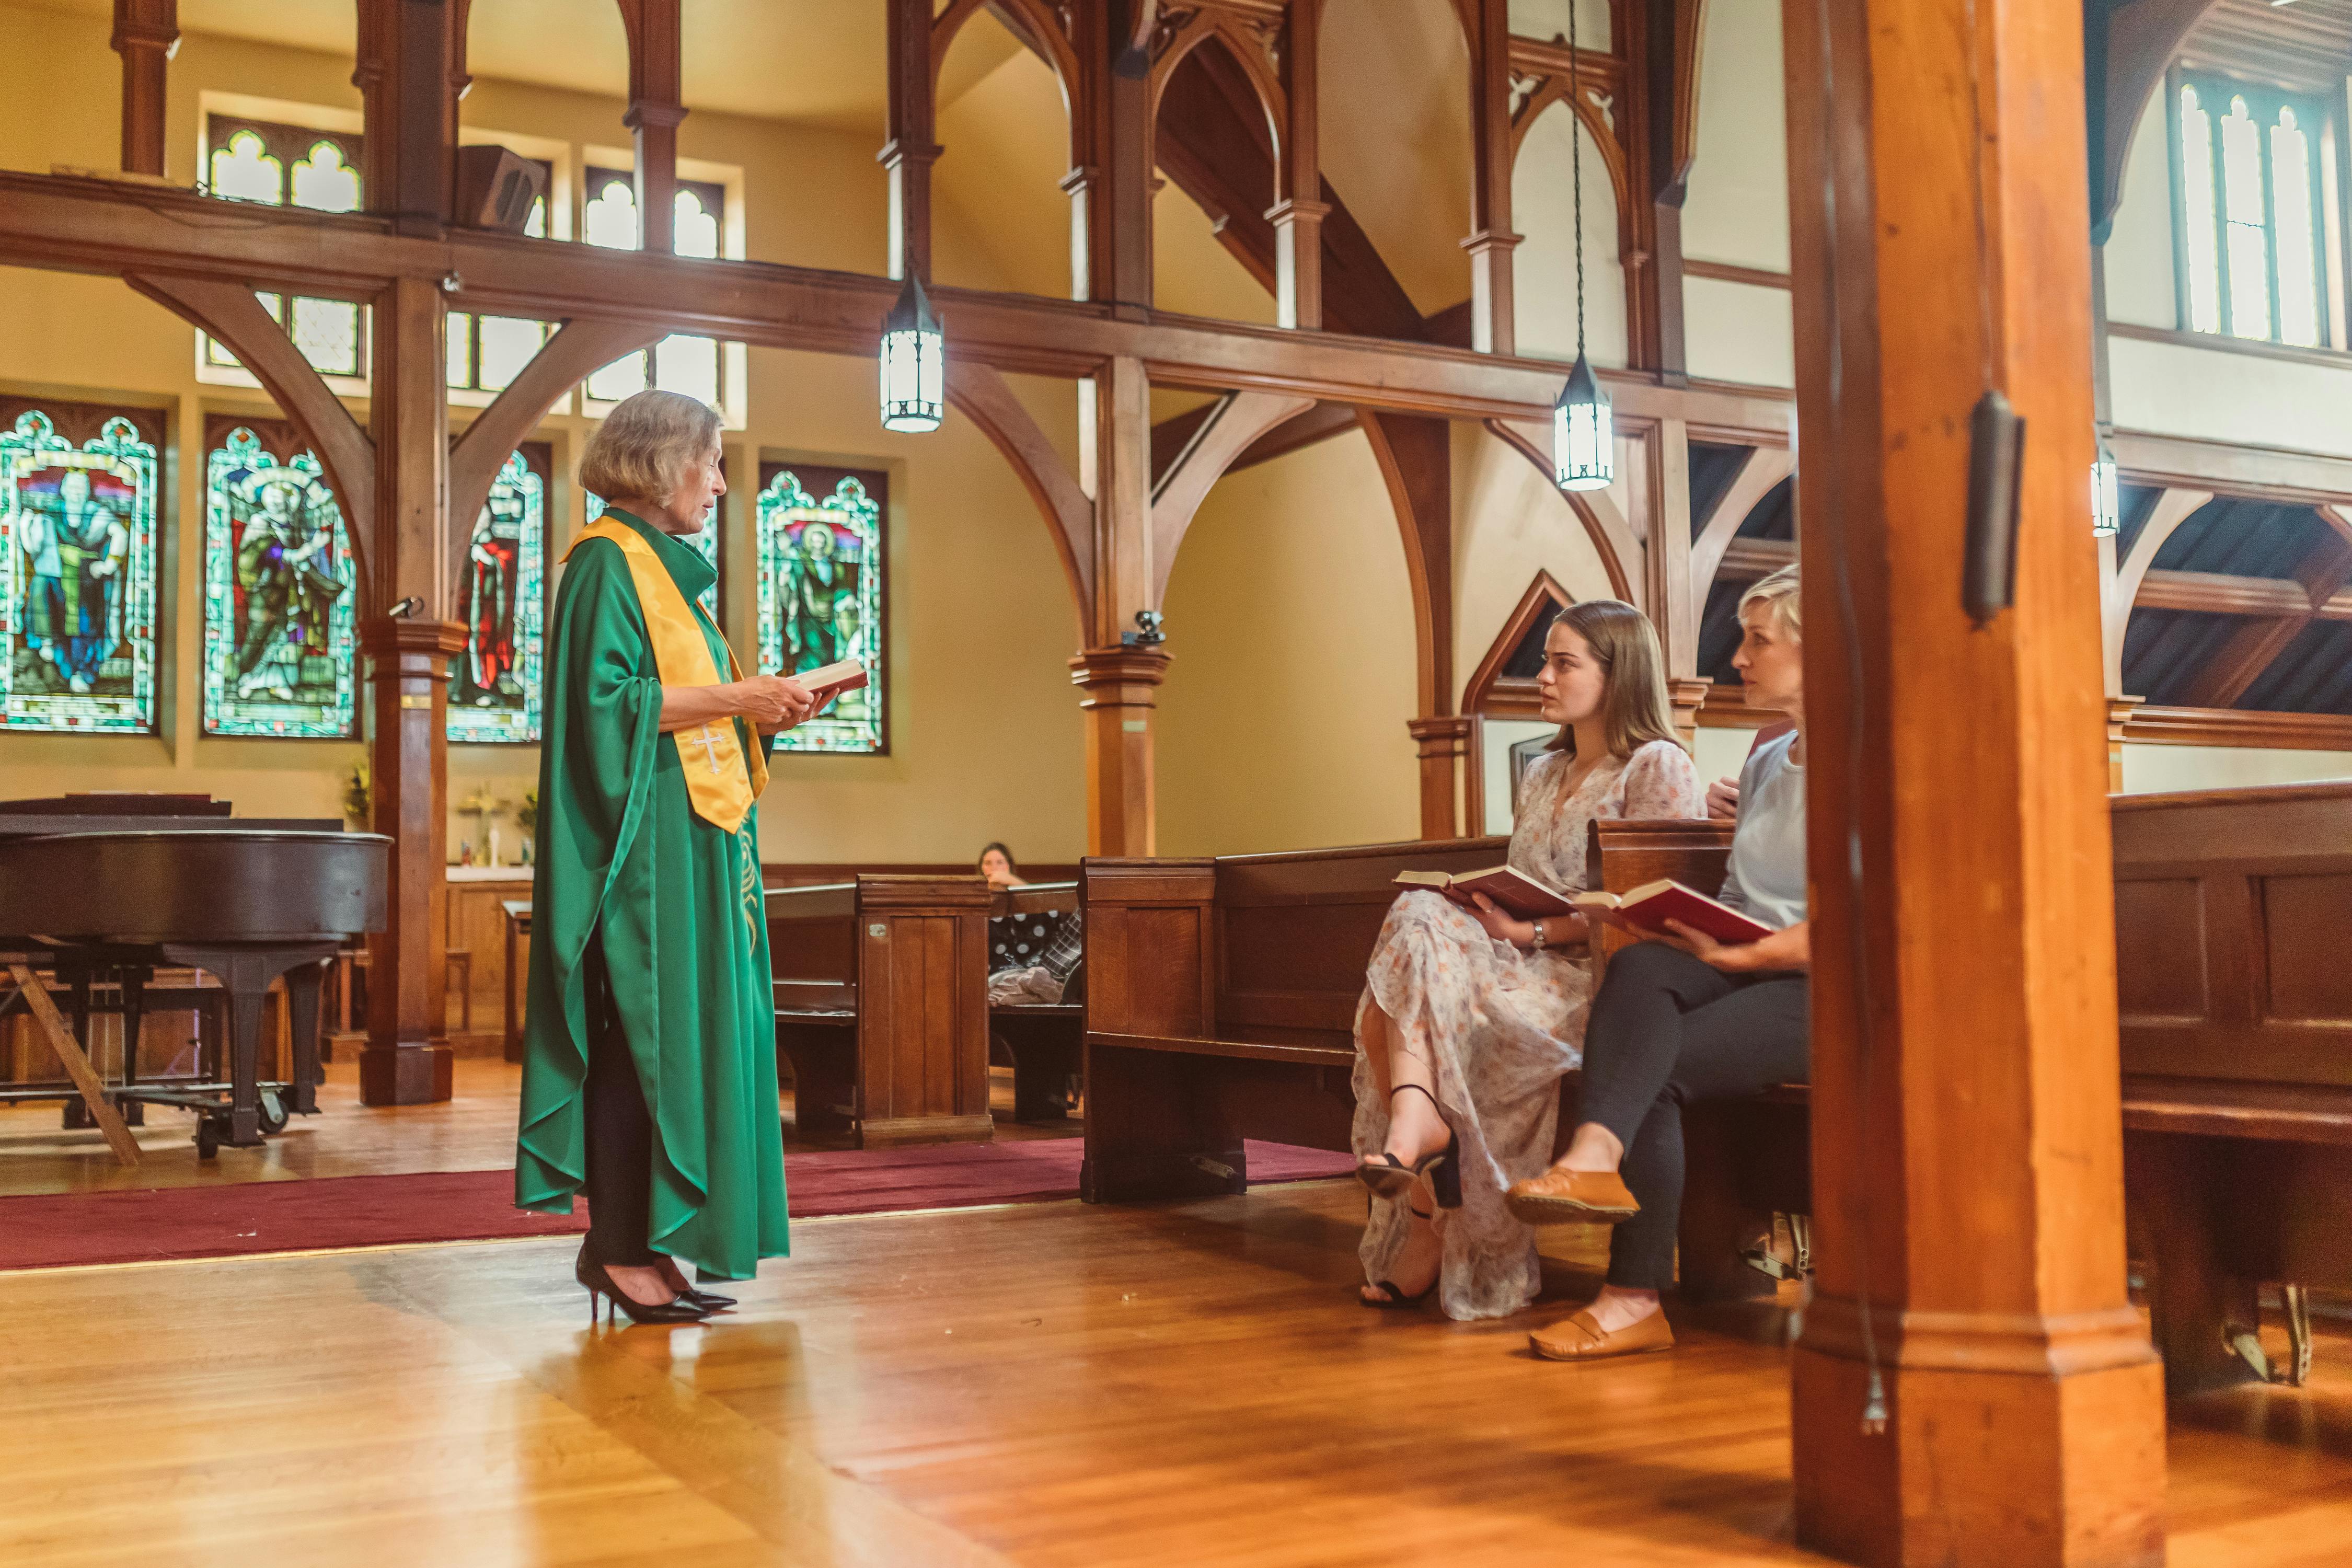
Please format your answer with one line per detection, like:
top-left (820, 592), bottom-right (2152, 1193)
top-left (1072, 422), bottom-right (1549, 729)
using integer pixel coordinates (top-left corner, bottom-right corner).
top-left (0, 1058), bottom-right (1076, 1198)
top-left (3, 1176), bottom-right (2350, 1566)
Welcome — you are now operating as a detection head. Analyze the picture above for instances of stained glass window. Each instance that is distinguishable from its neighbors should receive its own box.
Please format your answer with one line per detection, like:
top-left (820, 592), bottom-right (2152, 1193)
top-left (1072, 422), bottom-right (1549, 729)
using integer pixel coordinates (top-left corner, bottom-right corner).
top-left (581, 167), bottom-right (734, 414)
top-left (2173, 75), bottom-right (2331, 347)
top-left (201, 116), bottom-right (371, 381)
top-left (583, 489), bottom-right (719, 618)
top-left (202, 420), bottom-right (357, 737)
top-left (450, 445), bottom-right (548, 744)
top-left (0, 400), bottom-right (162, 732)
top-left (756, 464), bottom-right (885, 755)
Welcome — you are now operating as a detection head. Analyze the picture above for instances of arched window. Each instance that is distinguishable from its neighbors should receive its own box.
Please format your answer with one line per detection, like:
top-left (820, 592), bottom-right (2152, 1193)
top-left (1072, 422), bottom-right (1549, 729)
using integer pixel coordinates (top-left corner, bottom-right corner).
top-left (0, 400), bottom-right (163, 733)
top-left (2172, 74), bottom-right (2330, 347)
top-left (449, 446), bottom-right (549, 744)
top-left (200, 419), bottom-right (358, 739)
top-left (755, 465), bottom-right (886, 755)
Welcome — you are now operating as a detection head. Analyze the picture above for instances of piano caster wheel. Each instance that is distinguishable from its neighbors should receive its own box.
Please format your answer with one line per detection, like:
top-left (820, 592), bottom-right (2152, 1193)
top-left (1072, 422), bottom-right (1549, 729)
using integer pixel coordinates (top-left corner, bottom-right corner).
top-left (120, 1100), bottom-right (145, 1127)
top-left (62, 1099), bottom-right (93, 1132)
top-left (258, 1090), bottom-right (289, 1137)
top-left (194, 1120), bottom-right (223, 1160)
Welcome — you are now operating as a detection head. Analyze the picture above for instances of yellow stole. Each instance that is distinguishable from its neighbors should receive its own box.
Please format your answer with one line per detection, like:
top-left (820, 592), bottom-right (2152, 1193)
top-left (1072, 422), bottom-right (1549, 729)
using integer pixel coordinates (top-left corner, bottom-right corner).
top-left (563, 514), bottom-right (769, 834)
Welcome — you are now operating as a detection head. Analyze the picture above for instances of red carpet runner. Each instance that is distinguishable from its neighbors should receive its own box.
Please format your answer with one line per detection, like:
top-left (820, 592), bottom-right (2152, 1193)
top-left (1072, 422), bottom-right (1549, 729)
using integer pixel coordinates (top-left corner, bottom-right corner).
top-left (0, 1137), bottom-right (1357, 1271)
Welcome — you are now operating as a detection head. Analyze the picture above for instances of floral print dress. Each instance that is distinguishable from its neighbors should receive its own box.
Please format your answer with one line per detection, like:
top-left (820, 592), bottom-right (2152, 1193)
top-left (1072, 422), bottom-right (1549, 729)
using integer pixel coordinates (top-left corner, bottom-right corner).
top-left (1353, 739), bottom-right (1704, 1320)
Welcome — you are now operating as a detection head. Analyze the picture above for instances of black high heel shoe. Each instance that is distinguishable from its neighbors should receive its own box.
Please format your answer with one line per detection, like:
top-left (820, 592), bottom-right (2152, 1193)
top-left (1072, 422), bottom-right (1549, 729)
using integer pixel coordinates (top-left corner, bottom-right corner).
top-left (1362, 1205), bottom-right (1441, 1310)
top-left (677, 1284), bottom-right (736, 1311)
top-left (1356, 1082), bottom-right (1463, 1208)
top-left (575, 1249), bottom-right (712, 1327)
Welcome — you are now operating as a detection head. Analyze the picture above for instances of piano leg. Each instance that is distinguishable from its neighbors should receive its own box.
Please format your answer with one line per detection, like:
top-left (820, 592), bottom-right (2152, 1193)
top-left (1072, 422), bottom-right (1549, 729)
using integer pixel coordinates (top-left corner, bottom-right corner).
top-left (284, 958), bottom-right (326, 1116)
top-left (162, 943), bottom-right (344, 1154)
top-left (118, 965), bottom-right (147, 1127)
top-left (61, 966), bottom-right (95, 1132)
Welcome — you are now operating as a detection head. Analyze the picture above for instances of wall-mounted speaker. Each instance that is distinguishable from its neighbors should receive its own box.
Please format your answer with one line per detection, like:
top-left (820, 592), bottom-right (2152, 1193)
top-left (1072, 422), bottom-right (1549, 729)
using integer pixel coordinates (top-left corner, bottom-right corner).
top-left (454, 146), bottom-right (547, 234)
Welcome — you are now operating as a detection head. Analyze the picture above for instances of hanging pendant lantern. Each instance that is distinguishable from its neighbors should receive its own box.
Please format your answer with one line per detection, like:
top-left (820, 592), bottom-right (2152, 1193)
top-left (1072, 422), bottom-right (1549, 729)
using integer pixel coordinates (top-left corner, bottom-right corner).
top-left (1552, 0), bottom-right (1612, 493)
top-left (2089, 431), bottom-right (2120, 538)
top-left (1554, 353), bottom-right (1613, 491)
top-left (879, 273), bottom-right (944, 434)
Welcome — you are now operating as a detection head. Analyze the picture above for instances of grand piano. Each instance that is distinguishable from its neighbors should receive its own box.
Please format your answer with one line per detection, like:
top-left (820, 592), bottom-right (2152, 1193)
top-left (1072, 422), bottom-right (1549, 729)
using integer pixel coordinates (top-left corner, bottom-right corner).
top-left (0, 794), bottom-right (388, 1159)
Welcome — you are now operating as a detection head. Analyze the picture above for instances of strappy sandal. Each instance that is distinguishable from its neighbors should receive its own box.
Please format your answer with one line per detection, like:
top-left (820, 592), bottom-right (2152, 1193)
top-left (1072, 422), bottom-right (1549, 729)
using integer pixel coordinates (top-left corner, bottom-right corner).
top-left (1362, 1206), bottom-right (1440, 1310)
top-left (1356, 1082), bottom-right (1463, 1208)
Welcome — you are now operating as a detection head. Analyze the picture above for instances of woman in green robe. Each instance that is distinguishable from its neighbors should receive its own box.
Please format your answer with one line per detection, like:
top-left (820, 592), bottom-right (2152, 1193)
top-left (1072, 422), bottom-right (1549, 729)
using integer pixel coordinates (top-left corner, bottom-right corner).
top-left (515, 389), bottom-right (815, 1324)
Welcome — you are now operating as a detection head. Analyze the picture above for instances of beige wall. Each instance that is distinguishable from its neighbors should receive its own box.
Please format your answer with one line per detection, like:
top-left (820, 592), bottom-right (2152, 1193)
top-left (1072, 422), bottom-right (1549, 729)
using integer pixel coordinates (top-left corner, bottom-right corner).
top-left (1157, 430), bottom-right (1423, 856)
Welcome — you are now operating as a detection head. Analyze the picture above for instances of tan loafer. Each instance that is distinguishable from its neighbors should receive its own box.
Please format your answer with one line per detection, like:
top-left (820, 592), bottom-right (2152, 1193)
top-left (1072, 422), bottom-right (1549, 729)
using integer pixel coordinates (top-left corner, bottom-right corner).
top-left (1505, 1167), bottom-right (1639, 1226)
top-left (1529, 1307), bottom-right (1674, 1362)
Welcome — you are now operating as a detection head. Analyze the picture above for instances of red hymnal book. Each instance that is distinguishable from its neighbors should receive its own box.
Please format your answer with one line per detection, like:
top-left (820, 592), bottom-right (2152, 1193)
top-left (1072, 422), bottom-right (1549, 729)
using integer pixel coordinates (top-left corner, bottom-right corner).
top-left (1392, 865), bottom-right (1578, 921)
top-left (801, 659), bottom-right (868, 708)
top-left (1572, 880), bottom-right (1774, 944)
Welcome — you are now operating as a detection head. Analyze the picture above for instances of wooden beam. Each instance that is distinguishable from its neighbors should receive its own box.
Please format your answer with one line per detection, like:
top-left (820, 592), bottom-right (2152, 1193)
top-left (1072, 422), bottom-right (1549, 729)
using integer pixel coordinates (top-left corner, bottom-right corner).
top-left (448, 316), bottom-right (666, 550)
top-left (122, 273), bottom-right (378, 603)
top-left (1360, 409), bottom-right (1460, 835)
top-left (617, 0), bottom-right (685, 254)
top-left (109, 0), bottom-right (177, 179)
top-left (1690, 443), bottom-right (1796, 594)
top-left (2177, 528), bottom-right (2352, 709)
top-left (1783, 0), bottom-right (2164, 1558)
top-left (2103, 486), bottom-right (2211, 693)
top-left (2090, 0), bottom-right (2225, 243)
top-left (1643, 419), bottom-right (1699, 675)
top-left (1148, 389), bottom-right (1315, 604)
top-left (1073, 356), bottom-right (1161, 855)
top-left (1465, 0), bottom-right (1520, 354)
top-left (1635, 0), bottom-right (1704, 379)
top-left (355, 0), bottom-right (456, 236)
top-left (882, 0), bottom-right (940, 282)
top-left (944, 361), bottom-right (1096, 628)
top-left (1074, 2), bottom-right (1155, 306)
top-left (1270, 0), bottom-right (1327, 328)
top-left (0, 171), bottom-right (1797, 432)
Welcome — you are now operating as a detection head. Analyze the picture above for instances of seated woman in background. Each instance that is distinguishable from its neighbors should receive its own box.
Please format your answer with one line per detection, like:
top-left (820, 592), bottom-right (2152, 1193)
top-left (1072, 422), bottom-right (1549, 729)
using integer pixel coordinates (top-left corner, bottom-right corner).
top-left (979, 842), bottom-right (1025, 890)
top-left (1354, 599), bottom-right (1704, 1319)
top-left (1505, 565), bottom-right (1809, 1361)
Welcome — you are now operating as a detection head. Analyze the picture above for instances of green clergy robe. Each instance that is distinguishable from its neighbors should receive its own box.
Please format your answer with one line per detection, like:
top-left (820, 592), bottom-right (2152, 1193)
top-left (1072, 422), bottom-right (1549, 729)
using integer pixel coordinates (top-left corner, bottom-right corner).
top-left (514, 510), bottom-right (789, 1279)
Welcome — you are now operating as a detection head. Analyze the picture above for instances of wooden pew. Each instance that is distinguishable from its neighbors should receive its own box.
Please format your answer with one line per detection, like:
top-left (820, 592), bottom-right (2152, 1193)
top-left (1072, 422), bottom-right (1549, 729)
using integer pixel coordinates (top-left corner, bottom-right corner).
top-left (1080, 838), bottom-right (1506, 1202)
top-left (767, 875), bottom-right (994, 1147)
top-left (988, 881), bottom-right (1086, 1123)
top-left (2113, 781), bottom-right (2352, 1396)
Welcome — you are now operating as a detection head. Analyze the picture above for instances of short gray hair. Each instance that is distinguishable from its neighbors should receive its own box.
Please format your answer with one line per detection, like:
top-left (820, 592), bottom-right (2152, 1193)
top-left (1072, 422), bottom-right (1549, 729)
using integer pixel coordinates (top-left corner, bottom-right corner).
top-left (580, 390), bottom-right (720, 503)
top-left (1738, 564), bottom-right (1802, 640)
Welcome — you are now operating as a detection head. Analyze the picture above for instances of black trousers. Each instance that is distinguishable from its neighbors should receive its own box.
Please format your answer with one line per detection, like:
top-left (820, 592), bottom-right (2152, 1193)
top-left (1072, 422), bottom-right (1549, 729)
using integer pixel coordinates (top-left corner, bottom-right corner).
top-left (581, 933), bottom-right (658, 1267)
top-left (1576, 941), bottom-right (1810, 1290)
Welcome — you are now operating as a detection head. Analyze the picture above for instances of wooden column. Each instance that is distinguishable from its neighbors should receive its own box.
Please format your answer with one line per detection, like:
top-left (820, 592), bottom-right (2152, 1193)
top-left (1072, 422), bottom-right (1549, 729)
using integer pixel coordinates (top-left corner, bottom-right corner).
top-left (1635, 0), bottom-right (1701, 381)
top-left (1463, 0), bottom-right (1520, 354)
top-left (355, 0), bottom-right (455, 235)
top-left (1070, 1), bottom-right (1154, 306)
top-left (619, 0), bottom-right (685, 254)
top-left (1267, 0), bottom-right (1328, 329)
top-left (109, 0), bottom-right (177, 179)
top-left (1071, 648), bottom-right (1172, 857)
top-left (1781, 0), bottom-right (2166, 1562)
top-left (881, 0), bottom-right (940, 282)
top-left (1645, 418), bottom-right (1699, 675)
top-left (1406, 716), bottom-right (1472, 839)
top-left (1075, 353), bottom-right (1163, 855)
top-left (361, 274), bottom-right (459, 1106)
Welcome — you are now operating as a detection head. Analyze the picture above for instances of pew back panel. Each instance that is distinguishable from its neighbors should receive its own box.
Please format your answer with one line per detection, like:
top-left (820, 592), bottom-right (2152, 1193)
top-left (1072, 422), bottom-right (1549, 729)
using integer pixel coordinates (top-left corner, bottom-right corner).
top-left (766, 875), bottom-right (994, 1147)
top-left (2112, 781), bottom-right (2352, 1090)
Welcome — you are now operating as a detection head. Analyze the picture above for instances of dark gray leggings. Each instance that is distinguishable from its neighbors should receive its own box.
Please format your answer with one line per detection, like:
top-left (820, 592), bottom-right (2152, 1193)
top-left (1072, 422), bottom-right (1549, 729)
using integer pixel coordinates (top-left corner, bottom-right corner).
top-left (1575, 941), bottom-right (1809, 1290)
top-left (582, 932), bottom-right (658, 1268)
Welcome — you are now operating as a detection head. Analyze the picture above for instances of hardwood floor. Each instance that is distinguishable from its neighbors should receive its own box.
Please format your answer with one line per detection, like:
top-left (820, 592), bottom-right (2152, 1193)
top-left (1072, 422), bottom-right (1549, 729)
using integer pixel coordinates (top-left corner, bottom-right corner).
top-left (3, 1179), bottom-right (2348, 1566)
top-left (0, 1059), bottom-right (1076, 1197)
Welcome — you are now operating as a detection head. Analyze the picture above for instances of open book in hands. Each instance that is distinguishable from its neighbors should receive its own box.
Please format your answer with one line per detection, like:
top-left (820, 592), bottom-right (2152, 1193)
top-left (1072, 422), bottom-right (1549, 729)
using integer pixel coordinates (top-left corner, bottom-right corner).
top-left (798, 659), bottom-right (868, 712)
top-left (1392, 865), bottom-right (1578, 921)
top-left (1571, 880), bottom-right (1774, 945)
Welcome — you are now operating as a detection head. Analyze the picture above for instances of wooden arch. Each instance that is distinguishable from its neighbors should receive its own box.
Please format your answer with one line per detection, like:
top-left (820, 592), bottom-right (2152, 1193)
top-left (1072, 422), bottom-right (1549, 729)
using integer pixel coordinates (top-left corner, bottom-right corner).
top-left (1357, 410), bottom-right (1457, 719)
top-left (1147, 11), bottom-right (1286, 167)
top-left (1461, 569), bottom-right (1574, 719)
top-left (933, 0), bottom-right (1087, 163)
top-left (1482, 417), bottom-right (1639, 605)
top-left (1507, 86), bottom-right (1634, 260)
top-left (943, 362), bottom-right (1097, 638)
